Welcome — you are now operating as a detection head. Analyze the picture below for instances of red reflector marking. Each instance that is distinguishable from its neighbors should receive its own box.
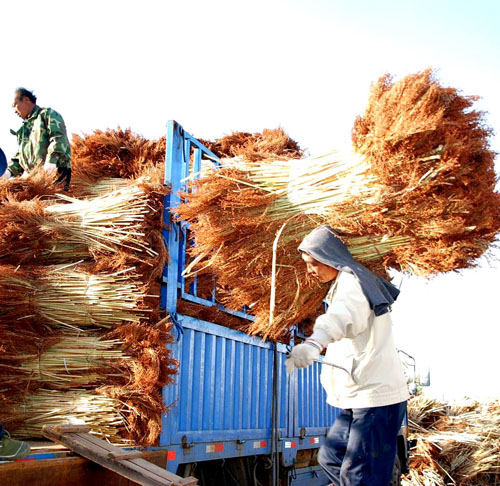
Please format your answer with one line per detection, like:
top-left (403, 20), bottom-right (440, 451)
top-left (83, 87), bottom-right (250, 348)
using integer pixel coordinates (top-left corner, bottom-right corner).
top-left (260, 441), bottom-right (267, 448)
top-left (15, 458), bottom-right (35, 462)
top-left (291, 441), bottom-right (297, 448)
top-left (167, 450), bottom-right (176, 460)
top-left (215, 444), bottom-right (224, 452)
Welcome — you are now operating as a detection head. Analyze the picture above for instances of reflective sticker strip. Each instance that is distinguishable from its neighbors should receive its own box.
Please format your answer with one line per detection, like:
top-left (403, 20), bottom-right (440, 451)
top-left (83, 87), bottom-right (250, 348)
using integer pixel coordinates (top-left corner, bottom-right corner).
top-left (309, 437), bottom-right (319, 444)
top-left (206, 444), bottom-right (224, 453)
top-left (284, 441), bottom-right (297, 449)
top-left (167, 450), bottom-right (176, 460)
top-left (253, 441), bottom-right (267, 449)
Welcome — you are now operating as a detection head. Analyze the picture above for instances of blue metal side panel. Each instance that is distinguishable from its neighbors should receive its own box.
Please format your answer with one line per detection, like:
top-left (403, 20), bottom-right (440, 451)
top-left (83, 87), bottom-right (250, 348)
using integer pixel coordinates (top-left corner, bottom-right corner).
top-left (161, 315), bottom-right (288, 447)
top-left (292, 361), bottom-right (339, 439)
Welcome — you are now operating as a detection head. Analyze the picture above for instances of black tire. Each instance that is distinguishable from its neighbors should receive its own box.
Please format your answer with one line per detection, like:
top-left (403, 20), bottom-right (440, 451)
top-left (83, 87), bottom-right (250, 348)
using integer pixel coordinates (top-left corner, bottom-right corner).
top-left (390, 455), bottom-right (402, 486)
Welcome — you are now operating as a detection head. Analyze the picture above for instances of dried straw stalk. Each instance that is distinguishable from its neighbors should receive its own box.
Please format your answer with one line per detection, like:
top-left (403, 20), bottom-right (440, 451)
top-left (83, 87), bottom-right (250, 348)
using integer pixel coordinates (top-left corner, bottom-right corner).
top-left (403, 395), bottom-right (500, 486)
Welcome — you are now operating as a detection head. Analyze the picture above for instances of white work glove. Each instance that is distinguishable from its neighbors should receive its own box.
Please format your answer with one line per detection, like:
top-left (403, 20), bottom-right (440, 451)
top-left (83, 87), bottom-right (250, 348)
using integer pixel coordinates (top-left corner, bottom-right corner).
top-left (285, 342), bottom-right (321, 374)
top-left (1, 169), bottom-right (12, 179)
top-left (43, 160), bottom-right (57, 173)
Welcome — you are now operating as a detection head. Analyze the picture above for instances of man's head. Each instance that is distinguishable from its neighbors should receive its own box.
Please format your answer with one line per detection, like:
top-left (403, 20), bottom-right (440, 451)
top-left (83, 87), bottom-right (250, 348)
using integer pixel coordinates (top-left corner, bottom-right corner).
top-left (301, 252), bottom-right (339, 283)
top-left (13, 87), bottom-right (36, 119)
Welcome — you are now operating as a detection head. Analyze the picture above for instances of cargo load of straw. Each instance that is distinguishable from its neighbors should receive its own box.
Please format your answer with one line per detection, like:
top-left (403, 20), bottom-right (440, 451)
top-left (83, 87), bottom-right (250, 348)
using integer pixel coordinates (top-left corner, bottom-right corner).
top-left (175, 69), bottom-right (500, 340)
top-left (403, 395), bottom-right (500, 486)
top-left (0, 129), bottom-right (175, 446)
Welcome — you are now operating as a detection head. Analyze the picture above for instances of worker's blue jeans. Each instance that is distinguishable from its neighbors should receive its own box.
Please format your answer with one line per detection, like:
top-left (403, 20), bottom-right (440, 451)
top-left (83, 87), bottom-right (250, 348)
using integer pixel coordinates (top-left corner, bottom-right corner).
top-left (318, 401), bottom-right (407, 486)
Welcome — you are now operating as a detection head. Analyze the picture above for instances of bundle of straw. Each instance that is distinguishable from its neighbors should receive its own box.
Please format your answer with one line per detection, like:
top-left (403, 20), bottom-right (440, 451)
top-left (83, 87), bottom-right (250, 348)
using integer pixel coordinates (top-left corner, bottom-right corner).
top-left (0, 319), bottom-right (178, 445)
top-left (0, 327), bottom-right (124, 388)
top-left (199, 126), bottom-right (303, 161)
top-left (175, 69), bottom-right (500, 340)
top-left (1, 388), bottom-right (128, 443)
top-left (403, 395), bottom-right (500, 486)
top-left (0, 167), bottom-right (61, 202)
top-left (71, 128), bottom-right (166, 184)
top-left (97, 320), bottom-right (178, 445)
top-left (0, 185), bottom-right (159, 266)
top-left (0, 264), bottom-right (150, 329)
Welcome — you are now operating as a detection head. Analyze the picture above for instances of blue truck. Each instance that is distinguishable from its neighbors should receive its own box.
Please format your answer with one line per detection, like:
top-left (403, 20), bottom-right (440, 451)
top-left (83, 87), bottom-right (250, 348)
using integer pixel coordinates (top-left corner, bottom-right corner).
top-left (0, 120), bottom-right (410, 486)
top-left (158, 120), bottom-right (410, 485)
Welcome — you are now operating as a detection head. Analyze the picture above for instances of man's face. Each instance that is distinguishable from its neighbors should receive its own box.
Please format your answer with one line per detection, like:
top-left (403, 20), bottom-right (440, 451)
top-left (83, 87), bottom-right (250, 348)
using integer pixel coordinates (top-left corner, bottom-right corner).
top-left (13, 93), bottom-right (34, 119)
top-left (302, 252), bottom-right (339, 283)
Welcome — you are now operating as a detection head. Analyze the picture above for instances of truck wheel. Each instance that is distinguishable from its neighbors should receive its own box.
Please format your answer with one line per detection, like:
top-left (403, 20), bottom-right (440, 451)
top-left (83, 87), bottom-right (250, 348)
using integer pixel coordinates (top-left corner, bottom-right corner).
top-left (390, 455), bottom-right (401, 486)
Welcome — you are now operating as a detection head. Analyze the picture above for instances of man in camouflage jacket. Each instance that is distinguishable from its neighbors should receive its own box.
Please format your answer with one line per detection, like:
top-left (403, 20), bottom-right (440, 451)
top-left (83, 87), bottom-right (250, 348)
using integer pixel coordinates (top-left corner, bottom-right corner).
top-left (7, 87), bottom-right (72, 190)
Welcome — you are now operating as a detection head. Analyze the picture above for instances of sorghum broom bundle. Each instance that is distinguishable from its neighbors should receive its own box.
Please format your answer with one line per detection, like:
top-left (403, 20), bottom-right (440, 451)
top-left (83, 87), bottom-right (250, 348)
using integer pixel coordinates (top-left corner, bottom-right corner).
top-left (403, 396), bottom-right (500, 486)
top-left (0, 264), bottom-right (151, 329)
top-left (0, 326), bottom-right (125, 389)
top-left (1, 388), bottom-right (129, 443)
top-left (71, 128), bottom-right (166, 185)
top-left (97, 320), bottom-right (178, 446)
top-left (0, 320), bottom-right (178, 445)
top-left (0, 167), bottom-right (61, 202)
top-left (199, 126), bottom-right (303, 161)
top-left (175, 69), bottom-right (500, 340)
top-left (0, 185), bottom-right (159, 266)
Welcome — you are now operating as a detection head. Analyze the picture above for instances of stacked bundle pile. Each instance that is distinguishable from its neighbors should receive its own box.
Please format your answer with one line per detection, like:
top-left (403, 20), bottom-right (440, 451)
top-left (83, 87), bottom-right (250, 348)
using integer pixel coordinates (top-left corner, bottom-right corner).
top-left (175, 69), bottom-right (500, 340)
top-left (0, 129), bottom-right (176, 445)
top-left (403, 395), bottom-right (500, 485)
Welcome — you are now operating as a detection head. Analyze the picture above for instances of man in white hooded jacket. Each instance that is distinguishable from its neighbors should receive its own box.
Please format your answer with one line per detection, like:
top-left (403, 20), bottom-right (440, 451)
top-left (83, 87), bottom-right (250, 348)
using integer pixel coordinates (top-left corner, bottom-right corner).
top-left (286, 226), bottom-right (409, 486)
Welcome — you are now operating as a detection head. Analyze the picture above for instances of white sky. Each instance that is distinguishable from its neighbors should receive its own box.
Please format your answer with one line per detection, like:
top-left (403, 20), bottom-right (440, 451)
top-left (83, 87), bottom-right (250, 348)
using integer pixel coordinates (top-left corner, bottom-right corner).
top-left (1, 0), bottom-right (499, 400)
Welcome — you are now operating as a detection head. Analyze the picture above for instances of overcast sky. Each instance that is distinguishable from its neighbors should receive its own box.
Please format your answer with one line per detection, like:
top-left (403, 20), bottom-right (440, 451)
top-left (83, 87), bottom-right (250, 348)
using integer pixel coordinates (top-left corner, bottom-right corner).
top-left (1, 0), bottom-right (499, 400)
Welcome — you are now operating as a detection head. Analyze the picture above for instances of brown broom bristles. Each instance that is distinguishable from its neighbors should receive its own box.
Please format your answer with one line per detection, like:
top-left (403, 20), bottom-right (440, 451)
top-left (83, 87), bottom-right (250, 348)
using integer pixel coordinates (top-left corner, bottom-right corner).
top-left (97, 319), bottom-right (178, 445)
top-left (71, 128), bottom-right (166, 184)
top-left (198, 126), bottom-right (303, 162)
top-left (403, 395), bottom-right (500, 486)
top-left (175, 69), bottom-right (500, 341)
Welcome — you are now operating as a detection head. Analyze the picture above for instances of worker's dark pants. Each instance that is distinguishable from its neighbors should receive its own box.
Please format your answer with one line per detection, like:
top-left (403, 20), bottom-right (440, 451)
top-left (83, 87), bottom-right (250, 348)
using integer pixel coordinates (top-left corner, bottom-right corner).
top-left (0, 423), bottom-right (4, 440)
top-left (318, 401), bottom-right (407, 486)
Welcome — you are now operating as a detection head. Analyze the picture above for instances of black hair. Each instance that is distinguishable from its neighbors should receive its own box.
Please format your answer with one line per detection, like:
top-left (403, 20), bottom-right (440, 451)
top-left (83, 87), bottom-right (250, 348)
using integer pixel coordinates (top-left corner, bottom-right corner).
top-left (15, 87), bottom-right (37, 104)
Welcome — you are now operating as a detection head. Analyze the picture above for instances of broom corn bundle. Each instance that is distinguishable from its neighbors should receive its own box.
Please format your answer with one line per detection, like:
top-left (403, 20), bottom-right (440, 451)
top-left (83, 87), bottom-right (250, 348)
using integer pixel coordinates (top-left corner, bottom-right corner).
top-left (0, 332), bottom-right (125, 388)
top-left (1, 388), bottom-right (128, 442)
top-left (0, 264), bottom-right (151, 329)
top-left (175, 69), bottom-right (500, 340)
top-left (0, 185), bottom-right (158, 265)
top-left (403, 395), bottom-right (500, 486)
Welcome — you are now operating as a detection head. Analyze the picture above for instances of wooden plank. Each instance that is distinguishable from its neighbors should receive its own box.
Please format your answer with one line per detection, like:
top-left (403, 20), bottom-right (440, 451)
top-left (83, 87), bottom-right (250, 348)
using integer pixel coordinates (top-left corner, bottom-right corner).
top-left (42, 425), bottom-right (197, 486)
top-left (109, 451), bottom-right (143, 460)
top-left (53, 424), bottom-right (91, 434)
top-left (73, 434), bottom-right (185, 483)
top-left (0, 451), bottom-right (170, 486)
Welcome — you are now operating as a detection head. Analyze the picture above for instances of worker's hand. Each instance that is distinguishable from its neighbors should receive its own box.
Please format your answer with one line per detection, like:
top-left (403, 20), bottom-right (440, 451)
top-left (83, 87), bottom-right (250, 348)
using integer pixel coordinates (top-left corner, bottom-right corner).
top-left (285, 342), bottom-right (320, 374)
top-left (44, 160), bottom-right (57, 173)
